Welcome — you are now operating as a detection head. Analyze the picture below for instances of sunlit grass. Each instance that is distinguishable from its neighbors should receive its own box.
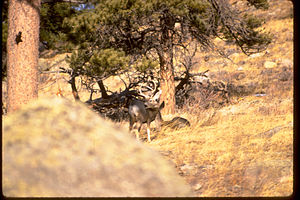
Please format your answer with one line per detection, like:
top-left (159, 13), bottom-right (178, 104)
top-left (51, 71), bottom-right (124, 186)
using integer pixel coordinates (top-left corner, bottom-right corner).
top-left (147, 93), bottom-right (293, 196)
top-left (2, 0), bottom-right (292, 197)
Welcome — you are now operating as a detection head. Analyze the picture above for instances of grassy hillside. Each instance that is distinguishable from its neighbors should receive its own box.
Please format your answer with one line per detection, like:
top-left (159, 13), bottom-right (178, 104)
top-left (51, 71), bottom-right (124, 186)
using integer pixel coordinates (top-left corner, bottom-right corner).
top-left (2, 0), bottom-right (293, 197)
top-left (146, 0), bottom-right (293, 196)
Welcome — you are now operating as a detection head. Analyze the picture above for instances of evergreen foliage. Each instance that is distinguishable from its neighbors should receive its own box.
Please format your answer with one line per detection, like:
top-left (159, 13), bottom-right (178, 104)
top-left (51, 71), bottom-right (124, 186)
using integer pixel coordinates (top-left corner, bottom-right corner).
top-left (40, 2), bottom-right (77, 50)
top-left (62, 0), bottom-right (271, 97)
top-left (2, 0), bottom-right (9, 77)
top-left (2, 1), bottom-right (78, 77)
top-left (66, 48), bottom-right (131, 80)
top-left (2, 0), bottom-right (272, 95)
top-left (63, 0), bottom-right (272, 59)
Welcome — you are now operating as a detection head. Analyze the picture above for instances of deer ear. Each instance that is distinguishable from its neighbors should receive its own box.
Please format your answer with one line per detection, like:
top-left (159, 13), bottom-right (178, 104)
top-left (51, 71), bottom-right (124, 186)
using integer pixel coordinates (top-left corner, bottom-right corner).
top-left (159, 101), bottom-right (165, 110)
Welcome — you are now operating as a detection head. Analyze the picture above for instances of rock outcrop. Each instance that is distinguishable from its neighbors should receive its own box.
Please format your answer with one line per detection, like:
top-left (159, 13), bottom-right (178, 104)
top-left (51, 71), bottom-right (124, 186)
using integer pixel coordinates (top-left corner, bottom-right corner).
top-left (3, 97), bottom-right (192, 197)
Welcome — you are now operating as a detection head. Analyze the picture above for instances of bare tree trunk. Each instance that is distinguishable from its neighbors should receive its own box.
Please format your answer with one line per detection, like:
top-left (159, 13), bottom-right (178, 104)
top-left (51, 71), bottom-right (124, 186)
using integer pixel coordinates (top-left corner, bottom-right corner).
top-left (97, 79), bottom-right (108, 99)
top-left (70, 76), bottom-right (80, 101)
top-left (6, 0), bottom-right (41, 112)
top-left (158, 49), bottom-right (176, 115)
top-left (158, 11), bottom-right (176, 115)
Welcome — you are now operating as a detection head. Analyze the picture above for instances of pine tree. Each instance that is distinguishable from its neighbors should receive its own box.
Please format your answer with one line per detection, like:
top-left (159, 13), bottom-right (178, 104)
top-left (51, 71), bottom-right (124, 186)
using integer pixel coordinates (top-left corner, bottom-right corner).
top-left (2, 0), bottom-right (9, 77)
top-left (2, 1), bottom-right (78, 77)
top-left (6, 0), bottom-right (41, 112)
top-left (40, 2), bottom-right (77, 50)
top-left (64, 0), bottom-right (271, 114)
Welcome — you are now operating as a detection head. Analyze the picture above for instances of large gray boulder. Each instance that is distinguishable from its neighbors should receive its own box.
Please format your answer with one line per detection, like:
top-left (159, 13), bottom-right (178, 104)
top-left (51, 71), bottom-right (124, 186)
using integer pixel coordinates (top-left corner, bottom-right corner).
top-left (3, 97), bottom-right (193, 197)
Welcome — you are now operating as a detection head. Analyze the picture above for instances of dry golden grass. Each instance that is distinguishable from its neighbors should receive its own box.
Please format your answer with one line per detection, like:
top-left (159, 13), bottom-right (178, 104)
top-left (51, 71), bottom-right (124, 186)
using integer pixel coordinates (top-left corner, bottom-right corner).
top-left (2, 0), bottom-right (293, 197)
top-left (147, 93), bottom-right (293, 196)
top-left (146, 1), bottom-right (293, 195)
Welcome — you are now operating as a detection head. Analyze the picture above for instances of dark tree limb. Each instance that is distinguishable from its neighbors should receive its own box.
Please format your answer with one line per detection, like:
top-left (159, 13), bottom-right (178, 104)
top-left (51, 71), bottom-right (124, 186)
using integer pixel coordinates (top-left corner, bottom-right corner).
top-left (97, 79), bottom-right (109, 99)
top-left (69, 76), bottom-right (80, 101)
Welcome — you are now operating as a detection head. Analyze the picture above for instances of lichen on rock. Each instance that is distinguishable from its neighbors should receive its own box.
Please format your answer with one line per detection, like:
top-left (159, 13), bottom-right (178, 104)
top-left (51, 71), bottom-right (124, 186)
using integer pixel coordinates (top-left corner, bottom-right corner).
top-left (3, 97), bottom-right (193, 197)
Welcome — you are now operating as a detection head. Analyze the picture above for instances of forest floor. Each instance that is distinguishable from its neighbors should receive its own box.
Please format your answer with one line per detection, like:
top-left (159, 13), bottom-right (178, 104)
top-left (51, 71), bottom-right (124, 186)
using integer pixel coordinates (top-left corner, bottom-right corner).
top-left (2, 0), bottom-right (293, 197)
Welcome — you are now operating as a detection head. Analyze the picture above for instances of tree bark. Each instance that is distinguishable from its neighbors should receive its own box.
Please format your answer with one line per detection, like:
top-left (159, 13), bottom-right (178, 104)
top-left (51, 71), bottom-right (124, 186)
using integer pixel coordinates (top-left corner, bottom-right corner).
top-left (158, 50), bottom-right (175, 115)
top-left (97, 79), bottom-right (108, 99)
top-left (158, 11), bottom-right (176, 115)
top-left (7, 0), bottom-right (41, 112)
top-left (70, 76), bottom-right (80, 101)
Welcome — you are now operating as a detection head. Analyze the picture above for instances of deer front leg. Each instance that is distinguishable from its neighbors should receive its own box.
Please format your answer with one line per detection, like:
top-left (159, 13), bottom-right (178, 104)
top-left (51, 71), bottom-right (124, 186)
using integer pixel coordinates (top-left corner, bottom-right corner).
top-left (146, 121), bottom-right (151, 142)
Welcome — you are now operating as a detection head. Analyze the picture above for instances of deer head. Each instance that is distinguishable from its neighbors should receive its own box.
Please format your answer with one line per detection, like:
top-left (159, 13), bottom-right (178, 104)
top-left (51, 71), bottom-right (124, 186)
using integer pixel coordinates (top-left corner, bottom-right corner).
top-left (138, 80), bottom-right (162, 108)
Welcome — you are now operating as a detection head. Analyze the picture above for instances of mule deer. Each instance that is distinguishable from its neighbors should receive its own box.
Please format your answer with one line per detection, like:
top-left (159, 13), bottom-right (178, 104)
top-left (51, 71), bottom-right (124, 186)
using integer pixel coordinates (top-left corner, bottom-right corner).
top-left (128, 81), bottom-right (164, 141)
top-left (128, 81), bottom-right (165, 141)
top-left (128, 99), bottom-right (190, 142)
top-left (129, 81), bottom-right (190, 141)
top-left (129, 99), bottom-right (165, 142)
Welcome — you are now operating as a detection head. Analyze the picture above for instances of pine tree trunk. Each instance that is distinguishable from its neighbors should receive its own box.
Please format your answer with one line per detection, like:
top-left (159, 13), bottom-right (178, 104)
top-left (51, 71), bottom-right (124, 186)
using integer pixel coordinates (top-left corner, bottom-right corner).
top-left (159, 50), bottom-right (176, 115)
top-left (70, 76), bottom-right (80, 101)
top-left (158, 11), bottom-right (176, 115)
top-left (97, 80), bottom-right (108, 99)
top-left (6, 0), bottom-right (41, 112)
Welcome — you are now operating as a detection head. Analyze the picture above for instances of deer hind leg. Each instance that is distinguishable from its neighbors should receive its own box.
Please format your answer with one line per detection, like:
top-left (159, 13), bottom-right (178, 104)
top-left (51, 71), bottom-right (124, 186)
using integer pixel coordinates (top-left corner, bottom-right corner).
top-left (146, 121), bottom-right (151, 142)
top-left (129, 118), bottom-right (139, 140)
top-left (135, 121), bottom-right (143, 141)
top-left (129, 118), bottom-right (134, 132)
